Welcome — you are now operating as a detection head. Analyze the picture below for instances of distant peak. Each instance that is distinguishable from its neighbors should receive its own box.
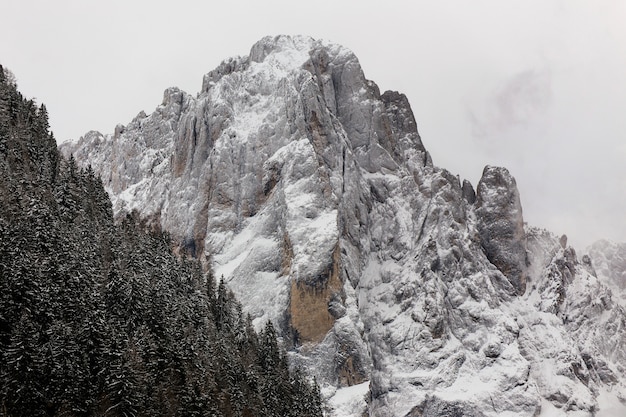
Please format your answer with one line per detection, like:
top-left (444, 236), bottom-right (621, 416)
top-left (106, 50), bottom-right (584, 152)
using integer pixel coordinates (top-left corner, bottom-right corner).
top-left (201, 35), bottom-right (359, 94)
top-left (249, 34), bottom-right (318, 63)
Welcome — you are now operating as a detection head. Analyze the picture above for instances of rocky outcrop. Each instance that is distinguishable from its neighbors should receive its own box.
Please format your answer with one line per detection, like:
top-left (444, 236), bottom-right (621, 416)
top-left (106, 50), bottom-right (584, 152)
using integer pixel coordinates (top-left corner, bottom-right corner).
top-left (476, 166), bottom-right (528, 295)
top-left (461, 179), bottom-right (476, 204)
top-left (62, 35), bottom-right (626, 416)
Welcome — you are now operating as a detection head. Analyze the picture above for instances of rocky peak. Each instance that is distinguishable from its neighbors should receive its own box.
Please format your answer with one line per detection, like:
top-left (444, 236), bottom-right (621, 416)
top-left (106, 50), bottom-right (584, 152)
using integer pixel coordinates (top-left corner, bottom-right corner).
top-left (249, 34), bottom-right (317, 64)
top-left (476, 165), bottom-right (528, 295)
top-left (587, 239), bottom-right (626, 308)
top-left (62, 35), bottom-right (626, 416)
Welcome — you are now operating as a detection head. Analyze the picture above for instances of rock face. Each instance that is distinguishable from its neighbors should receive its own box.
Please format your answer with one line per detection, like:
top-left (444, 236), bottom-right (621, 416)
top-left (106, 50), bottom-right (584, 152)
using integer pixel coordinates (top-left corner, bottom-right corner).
top-left (587, 240), bottom-right (626, 308)
top-left (476, 166), bottom-right (528, 295)
top-left (62, 35), bottom-right (626, 416)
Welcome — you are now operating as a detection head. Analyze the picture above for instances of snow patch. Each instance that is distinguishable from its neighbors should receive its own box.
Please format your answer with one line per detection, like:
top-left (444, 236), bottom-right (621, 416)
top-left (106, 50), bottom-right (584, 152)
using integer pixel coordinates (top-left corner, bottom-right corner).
top-left (328, 381), bottom-right (370, 417)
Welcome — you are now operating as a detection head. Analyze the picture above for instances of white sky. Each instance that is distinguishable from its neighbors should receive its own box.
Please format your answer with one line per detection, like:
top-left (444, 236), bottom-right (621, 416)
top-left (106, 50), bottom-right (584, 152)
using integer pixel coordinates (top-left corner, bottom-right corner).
top-left (2, 0), bottom-right (625, 250)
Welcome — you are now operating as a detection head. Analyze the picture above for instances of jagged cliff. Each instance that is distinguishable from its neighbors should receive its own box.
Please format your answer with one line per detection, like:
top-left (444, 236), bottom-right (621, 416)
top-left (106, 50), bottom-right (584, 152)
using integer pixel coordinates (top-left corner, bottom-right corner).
top-left (62, 35), bottom-right (626, 416)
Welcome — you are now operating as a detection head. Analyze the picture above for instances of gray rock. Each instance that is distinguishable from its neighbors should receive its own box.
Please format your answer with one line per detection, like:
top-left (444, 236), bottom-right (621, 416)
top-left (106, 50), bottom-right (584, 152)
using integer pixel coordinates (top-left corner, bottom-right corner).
top-left (476, 165), bottom-right (529, 295)
top-left (587, 239), bottom-right (626, 308)
top-left (462, 179), bottom-right (476, 204)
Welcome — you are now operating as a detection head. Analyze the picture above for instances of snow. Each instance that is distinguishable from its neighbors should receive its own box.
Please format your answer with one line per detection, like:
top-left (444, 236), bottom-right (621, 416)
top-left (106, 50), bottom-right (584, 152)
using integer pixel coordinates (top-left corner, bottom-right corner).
top-left (327, 381), bottom-right (370, 417)
top-left (596, 387), bottom-right (626, 417)
top-left (587, 239), bottom-right (626, 310)
top-left (65, 35), bottom-right (626, 417)
top-left (534, 389), bottom-right (625, 417)
top-left (214, 246), bottom-right (251, 280)
top-left (211, 210), bottom-right (288, 331)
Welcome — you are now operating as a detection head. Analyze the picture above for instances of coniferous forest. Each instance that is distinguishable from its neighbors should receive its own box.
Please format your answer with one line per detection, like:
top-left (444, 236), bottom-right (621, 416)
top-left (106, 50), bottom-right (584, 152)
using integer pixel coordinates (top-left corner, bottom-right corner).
top-left (0, 66), bottom-right (322, 416)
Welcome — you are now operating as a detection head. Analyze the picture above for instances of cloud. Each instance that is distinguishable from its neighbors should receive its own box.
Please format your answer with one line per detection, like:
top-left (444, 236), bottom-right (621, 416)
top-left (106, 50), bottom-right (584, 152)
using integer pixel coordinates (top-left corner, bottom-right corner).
top-left (469, 68), bottom-right (552, 139)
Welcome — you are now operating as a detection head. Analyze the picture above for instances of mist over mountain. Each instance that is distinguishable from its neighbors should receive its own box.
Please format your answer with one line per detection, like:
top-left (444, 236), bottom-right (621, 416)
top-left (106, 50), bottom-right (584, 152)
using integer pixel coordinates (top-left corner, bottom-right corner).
top-left (58, 35), bottom-right (626, 416)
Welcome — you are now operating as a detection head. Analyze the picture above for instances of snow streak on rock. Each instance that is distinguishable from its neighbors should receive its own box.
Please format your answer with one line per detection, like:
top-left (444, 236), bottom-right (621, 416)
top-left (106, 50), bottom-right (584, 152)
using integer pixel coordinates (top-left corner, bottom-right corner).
top-left (63, 35), bottom-right (626, 416)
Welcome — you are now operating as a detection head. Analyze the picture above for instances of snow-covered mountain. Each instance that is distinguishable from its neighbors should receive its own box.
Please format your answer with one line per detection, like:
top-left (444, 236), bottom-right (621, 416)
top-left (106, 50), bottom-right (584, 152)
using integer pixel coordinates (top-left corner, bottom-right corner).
top-left (62, 35), bottom-right (626, 416)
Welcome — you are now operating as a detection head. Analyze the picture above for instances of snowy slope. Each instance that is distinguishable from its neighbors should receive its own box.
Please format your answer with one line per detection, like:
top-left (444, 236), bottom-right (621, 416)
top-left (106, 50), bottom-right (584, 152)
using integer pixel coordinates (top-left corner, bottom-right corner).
top-left (62, 35), bottom-right (626, 417)
top-left (587, 240), bottom-right (626, 309)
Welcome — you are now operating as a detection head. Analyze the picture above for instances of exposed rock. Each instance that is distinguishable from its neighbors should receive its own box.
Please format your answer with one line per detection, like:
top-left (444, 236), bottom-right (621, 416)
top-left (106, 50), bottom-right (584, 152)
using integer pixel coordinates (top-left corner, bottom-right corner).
top-left (62, 35), bottom-right (626, 417)
top-left (290, 244), bottom-right (343, 344)
top-left (461, 179), bottom-right (476, 204)
top-left (476, 165), bottom-right (528, 295)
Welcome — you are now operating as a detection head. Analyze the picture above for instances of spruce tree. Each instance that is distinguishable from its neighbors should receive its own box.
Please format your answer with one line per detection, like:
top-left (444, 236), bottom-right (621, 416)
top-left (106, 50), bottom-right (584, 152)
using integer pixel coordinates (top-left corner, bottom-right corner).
top-left (0, 65), bottom-right (323, 417)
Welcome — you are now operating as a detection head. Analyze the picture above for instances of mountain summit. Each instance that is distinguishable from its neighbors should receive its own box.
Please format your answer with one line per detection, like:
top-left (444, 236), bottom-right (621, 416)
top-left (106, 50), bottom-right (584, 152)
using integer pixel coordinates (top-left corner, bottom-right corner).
top-left (62, 35), bottom-right (626, 416)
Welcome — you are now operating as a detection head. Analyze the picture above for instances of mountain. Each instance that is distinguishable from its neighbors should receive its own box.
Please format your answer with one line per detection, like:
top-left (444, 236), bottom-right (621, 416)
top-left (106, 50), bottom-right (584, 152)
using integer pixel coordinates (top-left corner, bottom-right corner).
top-left (62, 35), bottom-right (626, 416)
top-left (588, 240), bottom-right (626, 308)
top-left (0, 64), bottom-right (322, 417)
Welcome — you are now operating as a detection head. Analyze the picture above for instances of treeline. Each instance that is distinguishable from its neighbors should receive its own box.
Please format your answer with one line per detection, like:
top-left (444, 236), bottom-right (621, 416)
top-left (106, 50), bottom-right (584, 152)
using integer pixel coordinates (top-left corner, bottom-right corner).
top-left (0, 66), bottom-right (322, 417)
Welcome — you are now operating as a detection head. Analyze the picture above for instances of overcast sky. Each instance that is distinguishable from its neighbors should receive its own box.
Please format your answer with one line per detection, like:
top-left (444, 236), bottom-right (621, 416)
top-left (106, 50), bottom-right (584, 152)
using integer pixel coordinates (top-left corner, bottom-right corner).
top-left (2, 0), bottom-right (625, 250)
